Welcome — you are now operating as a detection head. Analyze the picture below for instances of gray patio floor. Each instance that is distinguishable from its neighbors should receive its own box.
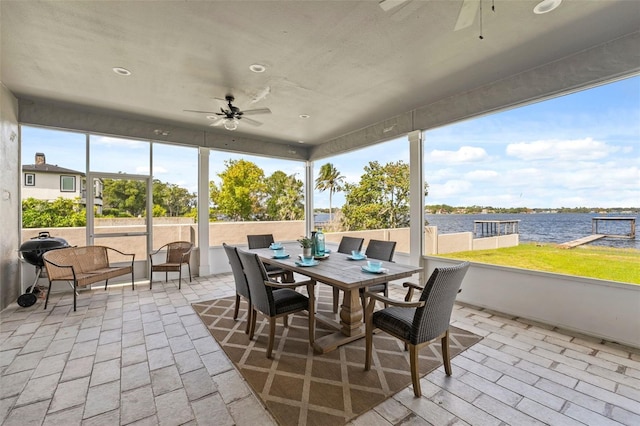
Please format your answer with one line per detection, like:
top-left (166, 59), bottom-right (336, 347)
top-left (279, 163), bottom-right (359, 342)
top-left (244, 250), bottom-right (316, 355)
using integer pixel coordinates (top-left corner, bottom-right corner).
top-left (1, 273), bottom-right (639, 425)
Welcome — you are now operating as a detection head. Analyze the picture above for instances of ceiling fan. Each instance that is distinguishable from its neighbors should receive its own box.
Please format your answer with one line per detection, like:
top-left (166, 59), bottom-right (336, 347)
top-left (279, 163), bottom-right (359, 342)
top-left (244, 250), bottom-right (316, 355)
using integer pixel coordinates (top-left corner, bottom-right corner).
top-left (379, 0), bottom-right (481, 30)
top-left (184, 95), bottom-right (271, 130)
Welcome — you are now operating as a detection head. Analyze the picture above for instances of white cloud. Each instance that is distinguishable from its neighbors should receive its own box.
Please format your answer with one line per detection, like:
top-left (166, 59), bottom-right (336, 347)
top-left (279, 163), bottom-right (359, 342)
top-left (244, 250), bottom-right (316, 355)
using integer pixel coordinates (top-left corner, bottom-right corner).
top-left (93, 135), bottom-right (148, 149)
top-left (506, 137), bottom-right (618, 161)
top-left (429, 180), bottom-right (473, 197)
top-left (428, 146), bottom-right (488, 163)
top-left (464, 170), bottom-right (499, 180)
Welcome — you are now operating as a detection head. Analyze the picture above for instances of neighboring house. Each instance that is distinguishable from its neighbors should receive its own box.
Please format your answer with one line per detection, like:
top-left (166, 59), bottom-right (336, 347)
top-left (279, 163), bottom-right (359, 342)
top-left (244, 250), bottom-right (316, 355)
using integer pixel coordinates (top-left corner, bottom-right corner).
top-left (22, 152), bottom-right (103, 213)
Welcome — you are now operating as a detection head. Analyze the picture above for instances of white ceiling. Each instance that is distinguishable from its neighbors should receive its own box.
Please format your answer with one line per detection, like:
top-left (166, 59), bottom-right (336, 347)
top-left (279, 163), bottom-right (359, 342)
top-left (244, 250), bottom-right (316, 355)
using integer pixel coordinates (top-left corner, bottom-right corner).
top-left (1, 1), bottom-right (639, 156)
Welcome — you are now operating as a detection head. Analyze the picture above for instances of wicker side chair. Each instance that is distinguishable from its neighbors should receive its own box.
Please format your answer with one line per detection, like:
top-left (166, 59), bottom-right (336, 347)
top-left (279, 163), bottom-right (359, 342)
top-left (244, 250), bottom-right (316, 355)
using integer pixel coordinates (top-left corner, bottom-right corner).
top-left (149, 241), bottom-right (193, 289)
top-left (246, 234), bottom-right (289, 282)
top-left (364, 261), bottom-right (470, 397)
top-left (246, 234), bottom-right (277, 249)
top-left (332, 236), bottom-right (365, 312)
top-left (223, 243), bottom-right (252, 334)
top-left (237, 249), bottom-right (315, 359)
top-left (337, 236), bottom-right (365, 254)
top-left (359, 239), bottom-right (397, 309)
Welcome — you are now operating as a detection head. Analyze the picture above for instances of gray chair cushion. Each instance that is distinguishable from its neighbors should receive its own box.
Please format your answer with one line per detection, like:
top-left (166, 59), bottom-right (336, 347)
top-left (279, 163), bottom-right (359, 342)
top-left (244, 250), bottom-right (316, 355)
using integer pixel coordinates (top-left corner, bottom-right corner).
top-left (273, 288), bottom-right (309, 315)
top-left (372, 306), bottom-right (416, 341)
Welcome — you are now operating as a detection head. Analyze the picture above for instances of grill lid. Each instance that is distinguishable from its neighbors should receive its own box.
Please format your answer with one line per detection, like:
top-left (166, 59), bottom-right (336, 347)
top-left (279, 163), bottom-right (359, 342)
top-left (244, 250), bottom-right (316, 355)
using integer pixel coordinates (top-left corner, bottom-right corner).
top-left (19, 232), bottom-right (70, 266)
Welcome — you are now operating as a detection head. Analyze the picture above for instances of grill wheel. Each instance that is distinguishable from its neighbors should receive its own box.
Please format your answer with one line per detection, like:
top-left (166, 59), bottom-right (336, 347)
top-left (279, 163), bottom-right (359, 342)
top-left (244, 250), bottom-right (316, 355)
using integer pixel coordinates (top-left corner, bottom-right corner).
top-left (17, 293), bottom-right (37, 307)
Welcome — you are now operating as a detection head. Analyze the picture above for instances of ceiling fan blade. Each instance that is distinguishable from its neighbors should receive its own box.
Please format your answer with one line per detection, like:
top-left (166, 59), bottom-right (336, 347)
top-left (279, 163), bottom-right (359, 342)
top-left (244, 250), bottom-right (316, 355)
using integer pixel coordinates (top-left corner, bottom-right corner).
top-left (240, 117), bottom-right (263, 126)
top-left (379, 0), bottom-right (428, 22)
top-left (184, 109), bottom-right (221, 114)
top-left (454, 0), bottom-right (480, 31)
top-left (378, 0), bottom-right (409, 12)
top-left (209, 117), bottom-right (225, 127)
top-left (240, 107), bottom-right (271, 116)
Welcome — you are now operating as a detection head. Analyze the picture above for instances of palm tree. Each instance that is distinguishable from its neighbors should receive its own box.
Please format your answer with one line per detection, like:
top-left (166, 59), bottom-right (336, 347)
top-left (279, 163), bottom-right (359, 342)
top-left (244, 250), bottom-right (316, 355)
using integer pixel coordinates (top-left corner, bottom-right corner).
top-left (315, 163), bottom-right (345, 222)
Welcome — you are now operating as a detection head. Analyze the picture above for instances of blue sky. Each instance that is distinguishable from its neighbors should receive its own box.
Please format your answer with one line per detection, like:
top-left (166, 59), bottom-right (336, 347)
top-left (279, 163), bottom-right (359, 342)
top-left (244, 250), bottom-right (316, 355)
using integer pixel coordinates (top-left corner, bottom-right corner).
top-left (319, 75), bottom-right (640, 209)
top-left (22, 76), bottom-right (639, 210)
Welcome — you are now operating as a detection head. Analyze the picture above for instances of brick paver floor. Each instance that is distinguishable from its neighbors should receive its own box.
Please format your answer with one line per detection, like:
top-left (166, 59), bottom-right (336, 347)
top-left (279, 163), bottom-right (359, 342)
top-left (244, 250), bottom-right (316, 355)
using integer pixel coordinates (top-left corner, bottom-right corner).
top-left (1, 273), bottom-right (638, 425)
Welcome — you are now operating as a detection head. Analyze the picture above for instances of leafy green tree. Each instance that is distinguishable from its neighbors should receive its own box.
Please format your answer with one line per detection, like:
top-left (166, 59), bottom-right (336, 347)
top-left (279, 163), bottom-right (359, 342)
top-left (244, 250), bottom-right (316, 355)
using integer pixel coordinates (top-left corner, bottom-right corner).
top-left (341, 160), bottom-right (425, 231)
top-left (265, 171), bottom-right (304, 220)
top-left (102, 178), bottom-right (146, 217)
top-left (425, 204), bottom-right (454, 214)
top-left (152, 179), bottom-right (196, 217)
top-left (315, 163), bottom-right (344, 222)
top-left (22, 197), bottom-right (86, 228)
top-left (165, 184), bottom-right (196, 216)
top-left (152, 204), bottom-right (167, 217)
top-left (210, 159), bottom-right (266, 220)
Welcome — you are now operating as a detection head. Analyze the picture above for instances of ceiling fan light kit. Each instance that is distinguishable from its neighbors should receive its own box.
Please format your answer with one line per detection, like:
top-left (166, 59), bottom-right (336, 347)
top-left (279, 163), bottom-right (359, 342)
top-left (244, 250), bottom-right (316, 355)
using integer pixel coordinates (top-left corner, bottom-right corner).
top-left (223, 118), bottom-right (239, 131)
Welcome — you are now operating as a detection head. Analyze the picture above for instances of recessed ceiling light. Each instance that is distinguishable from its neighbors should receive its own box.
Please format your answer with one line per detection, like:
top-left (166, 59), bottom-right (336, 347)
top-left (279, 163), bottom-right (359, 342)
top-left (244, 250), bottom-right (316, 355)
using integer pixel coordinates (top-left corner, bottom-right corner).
top-left (249, 64), bottom-right (266, 73)
top-left (206, 115), bottom-right (218, 120)
top-left (299, 114), bottom-right (310, 119)
top-left (534, 0), bottom-right (562, 14)
top-left (112, 67), bottom-right (131, 76)
top-left (298, 140), bottom-right (305, 144)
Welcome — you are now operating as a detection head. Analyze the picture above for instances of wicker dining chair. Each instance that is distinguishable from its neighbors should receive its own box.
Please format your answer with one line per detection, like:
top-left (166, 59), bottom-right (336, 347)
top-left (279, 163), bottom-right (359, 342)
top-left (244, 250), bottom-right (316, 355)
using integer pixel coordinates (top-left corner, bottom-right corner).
top-left (246, 234), bottom-right (289, 282)
top-left (223, 243), bottom-right (252, 334)
top-left (359, 239), bottom-right (396, 310)
top-left (237, 249), bottom-right (315, 359)
top-left (149, 241), bottom-right (193, 289)
top-left (364, 261), bottom-right (470, 397)
top-left (332, 236), bottom-right (365, 312)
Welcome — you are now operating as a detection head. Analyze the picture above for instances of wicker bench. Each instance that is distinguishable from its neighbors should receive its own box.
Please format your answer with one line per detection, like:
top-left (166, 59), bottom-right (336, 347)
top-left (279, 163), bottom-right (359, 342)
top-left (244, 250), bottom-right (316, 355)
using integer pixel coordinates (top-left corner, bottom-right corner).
top-left (42, 245), bottom-right (135, 311)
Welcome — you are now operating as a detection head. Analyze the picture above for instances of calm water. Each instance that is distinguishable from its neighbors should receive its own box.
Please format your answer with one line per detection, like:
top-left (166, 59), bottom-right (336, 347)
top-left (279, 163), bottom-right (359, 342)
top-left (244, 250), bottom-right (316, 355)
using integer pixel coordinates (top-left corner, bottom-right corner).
top-left (315, 212), bottom-right (639, 250)
top-left (425, 213), bottom-right (640, 250)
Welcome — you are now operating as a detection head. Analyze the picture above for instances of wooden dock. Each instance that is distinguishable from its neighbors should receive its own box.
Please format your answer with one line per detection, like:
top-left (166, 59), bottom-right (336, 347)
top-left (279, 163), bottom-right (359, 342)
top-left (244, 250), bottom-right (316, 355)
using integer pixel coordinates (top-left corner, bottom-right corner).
top-left (559, 234), bottom-right (606, 249)
top-left (474, 220), bottom-right (520, 237)
top-left (592, 217), bottom-right (636, 238)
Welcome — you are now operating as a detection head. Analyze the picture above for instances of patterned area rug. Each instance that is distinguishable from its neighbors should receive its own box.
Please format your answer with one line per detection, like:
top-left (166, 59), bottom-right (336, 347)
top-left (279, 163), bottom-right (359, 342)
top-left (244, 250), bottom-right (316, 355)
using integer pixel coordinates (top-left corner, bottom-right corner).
top-left (192, 287), bottom-right (481, 426)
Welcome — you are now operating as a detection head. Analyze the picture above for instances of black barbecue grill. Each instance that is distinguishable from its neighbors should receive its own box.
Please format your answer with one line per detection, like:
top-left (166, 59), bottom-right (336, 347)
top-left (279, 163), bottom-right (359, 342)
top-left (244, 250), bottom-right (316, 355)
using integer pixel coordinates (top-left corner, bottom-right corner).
top-left (18, 231), bottom-right (69, 307)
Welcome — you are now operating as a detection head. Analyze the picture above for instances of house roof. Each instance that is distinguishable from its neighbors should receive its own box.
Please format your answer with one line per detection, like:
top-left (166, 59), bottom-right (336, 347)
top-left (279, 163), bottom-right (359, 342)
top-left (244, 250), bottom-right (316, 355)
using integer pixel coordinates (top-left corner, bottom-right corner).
top-left (2, 1), bottom-right (639, 160)
top-left (22, 164), bottom-right (84, 175)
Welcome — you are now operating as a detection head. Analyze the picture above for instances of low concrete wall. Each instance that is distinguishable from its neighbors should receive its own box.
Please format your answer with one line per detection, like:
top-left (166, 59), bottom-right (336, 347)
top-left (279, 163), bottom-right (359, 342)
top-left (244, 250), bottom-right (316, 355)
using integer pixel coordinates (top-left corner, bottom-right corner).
top-left (438, 232), bottom-right (473, 254)
top-left (424, 226), bottom-right (518, 254)
top-left (210, 221), bottom-right (305, 246)
top-left (20, 222), bottom-right (515, 290)
top-left (473, 233), bottom-right (519, 250)
top-left (425, 256), bottom-right (640, 349)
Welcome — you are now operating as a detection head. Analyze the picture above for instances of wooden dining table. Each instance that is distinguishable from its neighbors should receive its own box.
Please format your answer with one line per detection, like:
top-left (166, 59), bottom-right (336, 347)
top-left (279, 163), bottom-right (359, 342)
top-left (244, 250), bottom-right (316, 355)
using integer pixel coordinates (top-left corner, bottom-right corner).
top-left (247, 242), bottom-right (422, 354)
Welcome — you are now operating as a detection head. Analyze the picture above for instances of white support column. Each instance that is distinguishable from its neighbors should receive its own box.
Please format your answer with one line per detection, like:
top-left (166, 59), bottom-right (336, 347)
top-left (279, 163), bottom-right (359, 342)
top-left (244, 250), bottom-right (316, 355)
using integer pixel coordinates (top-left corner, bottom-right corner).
top-left (85, 134), bottom-right (92, 245)
top-left (305, 161), bottom-right (314, 236)
top-left (198, 147), bottom-right (211, 277)
top-left (147, 142), bottom-right (153, 261)
top-left (408, 130), bottom-right (424, 275)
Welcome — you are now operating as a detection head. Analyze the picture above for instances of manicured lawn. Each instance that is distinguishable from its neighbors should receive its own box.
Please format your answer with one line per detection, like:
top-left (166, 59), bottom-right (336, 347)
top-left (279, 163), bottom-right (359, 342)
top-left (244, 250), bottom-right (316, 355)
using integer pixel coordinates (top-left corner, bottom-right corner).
top-left (436, 243), bottom-right (640, 284)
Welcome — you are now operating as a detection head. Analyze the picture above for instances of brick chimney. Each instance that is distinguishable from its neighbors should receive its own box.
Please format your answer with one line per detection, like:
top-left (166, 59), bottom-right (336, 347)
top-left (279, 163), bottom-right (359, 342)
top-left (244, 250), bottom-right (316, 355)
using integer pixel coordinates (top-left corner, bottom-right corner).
top-left (35, 152), bottom-right (46, 165)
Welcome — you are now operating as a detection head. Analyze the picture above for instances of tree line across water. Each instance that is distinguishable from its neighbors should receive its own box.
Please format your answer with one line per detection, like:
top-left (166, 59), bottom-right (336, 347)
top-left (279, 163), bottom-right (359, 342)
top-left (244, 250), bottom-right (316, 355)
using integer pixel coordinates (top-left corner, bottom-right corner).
top-left (22, 159), bottom-right (419, 231)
